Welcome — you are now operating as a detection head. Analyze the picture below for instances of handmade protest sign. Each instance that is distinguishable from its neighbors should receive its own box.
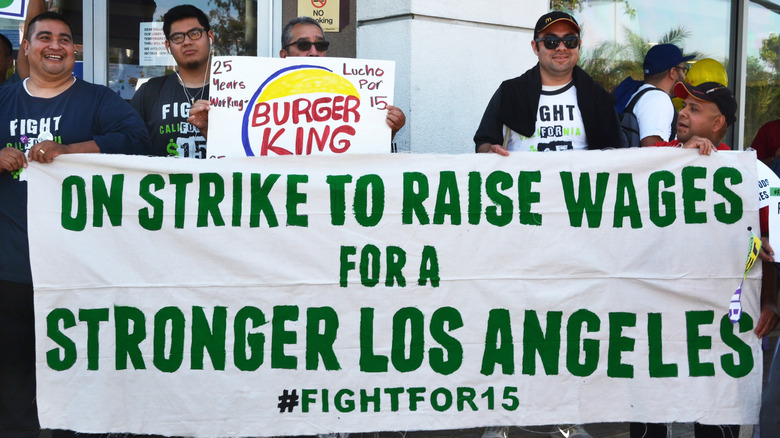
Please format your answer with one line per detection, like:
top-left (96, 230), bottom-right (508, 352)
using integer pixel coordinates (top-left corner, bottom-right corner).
top-left (28, 148), bottom-right (763, 437)
top-left (207, 56), bottom-right (395, 157)
top-left (0, 0), bottom-right (26, 19)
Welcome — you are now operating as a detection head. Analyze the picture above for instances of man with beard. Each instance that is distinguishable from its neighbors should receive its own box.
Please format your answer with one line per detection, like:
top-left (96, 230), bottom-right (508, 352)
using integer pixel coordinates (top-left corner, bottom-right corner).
top-left (131, 4), bottom-right (213, 158)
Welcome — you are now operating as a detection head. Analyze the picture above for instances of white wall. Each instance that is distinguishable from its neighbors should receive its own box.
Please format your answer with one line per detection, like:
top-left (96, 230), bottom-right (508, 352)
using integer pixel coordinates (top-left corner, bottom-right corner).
top-left (357, 1), bottom-right (548, 154)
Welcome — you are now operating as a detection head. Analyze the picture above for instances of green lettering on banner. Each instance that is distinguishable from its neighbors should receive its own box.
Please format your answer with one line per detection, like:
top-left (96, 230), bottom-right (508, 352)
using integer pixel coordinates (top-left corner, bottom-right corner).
top-left (326, 174), bottom-right (352, 225)
top-left (46, 308), bottom-right (77, 371)
top-left (355, 174), bottom-right (385, 226)
top-left (682, 167), bottom-right (707, 224)
top-left (712, 167), bottom-right (743, 224)
top-left (115, 305), bottom-right (146, 370)
top-left (402, 172), bottom-right (430, 225)
top-left (613, 173), bottom-right (642, 229)
top-left (392, 307), bottom-right (425, 372)
top-left (306, 307), bottom-right (341, 371)
top-left (191, 306), bottom-right (227, 370)
top-left (301, 388), bottom-right (317, 413)
top-left (232, 172), bottom-right (243, 227)
top-left (428, 307), bottom-right (464, 375)
top-left (407, 387), bottom-right (426, 411)
top-left (648, 171), bottom-right (676, 227)
top-left (360, 307), bottom-right (389, 372)
top-left (457, 387), bottom-right (478, 411)
top-left (386, 246), bottom-right (407, 287)
top-left (431, 387), bottom-right (453, 412)
top-left (485, 171), bottom-right (512, 227)
top-left (339, 246), bottom-right (356, 287)
top-left (433, 171), bottom-right (461, 225)
top-left (560, 172), bottom-right (609, 228)
top-left (286, 174), bottom-right (308, 227)
top-left (79, 308), bottom-right (109, 370)
top-left (250, 173), bottom-right (280, 228)
top-left (481, 309), bottom-right (514, 375)
top-left (648, 313), bottom-right (678, 377)
top-left (566, 309), bottom-right (600, 377)
top-left (197, 173), bottom-right (226, 228)
top-left (607, 312), bottom-right (636, 378)
top-left (522, 310), bottom-right (562, 376)
top-left (384, 387), bottom-right (403, 411)
top-left (234, 306), bottom-right (266, 371)
top-left (361, 388), bottom-right (381, 412)
top-left (169, 173), bottom-right (194, 229)
top-left (272, 305), bottom-right (298, 369)
top-left (92, 174), bottom-right (124, 227)
top-left (360, 244), bottom-right (381, 287)
top-left (720, 313), bottom-right (754, 378)
top-left (686, 310), bottom-right (715, 376)
top-left (335, 389), bottom-right (355, 412)
top-left (518, 170), bottom-right (542, 226)
top-left (502, 386), bottom-right (520, 411)
top-left (153, 306), bottom-right (185, 373)
top-left (418, 245), bottom-right (440, 287)
top-left (61, 175), bottom-right (87, 231)
top-left (467, 172), bottom-right (482, 225)
top-left (138, 174), bottom-right (165, 231)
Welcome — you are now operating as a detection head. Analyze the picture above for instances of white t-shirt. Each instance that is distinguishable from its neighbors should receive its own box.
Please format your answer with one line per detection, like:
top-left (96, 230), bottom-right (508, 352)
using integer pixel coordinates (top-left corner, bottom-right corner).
top-left (504, 81), bottom-right (587, 152)
top-left (630, 83), bottom-right (674, 143)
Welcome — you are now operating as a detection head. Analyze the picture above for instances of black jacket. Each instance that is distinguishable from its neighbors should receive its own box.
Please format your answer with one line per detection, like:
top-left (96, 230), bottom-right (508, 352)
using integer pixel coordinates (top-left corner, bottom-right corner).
top-left (473, 64), bottom-right (623, 151)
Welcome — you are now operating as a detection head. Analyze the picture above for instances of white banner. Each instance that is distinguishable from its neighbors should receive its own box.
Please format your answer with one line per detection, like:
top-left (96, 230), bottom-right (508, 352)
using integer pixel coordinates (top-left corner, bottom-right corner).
top-left (28, 149), bottom-right (763, 437)
top-left (207, 56), bottom-right (395, 157)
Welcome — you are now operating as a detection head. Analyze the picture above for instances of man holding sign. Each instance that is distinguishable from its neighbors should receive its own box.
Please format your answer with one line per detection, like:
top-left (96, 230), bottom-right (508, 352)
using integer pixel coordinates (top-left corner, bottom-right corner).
top-left (280, 16), bottom-right (406, 143)
top-left (131, 4), bottom-right (213, 158)
top-left (0, 11), bottom-right (148, 437)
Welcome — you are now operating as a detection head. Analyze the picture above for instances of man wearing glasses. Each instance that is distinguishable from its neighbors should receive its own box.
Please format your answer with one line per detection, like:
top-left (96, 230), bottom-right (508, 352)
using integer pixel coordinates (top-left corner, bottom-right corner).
top-left (279, 16), bottom-right (406, 144)
top-left (131, 4), bottom-right (213, 158)
top-left (474, 11), bottom-right (621, 155)
top-left (621, 44), bottom-right (694, 147)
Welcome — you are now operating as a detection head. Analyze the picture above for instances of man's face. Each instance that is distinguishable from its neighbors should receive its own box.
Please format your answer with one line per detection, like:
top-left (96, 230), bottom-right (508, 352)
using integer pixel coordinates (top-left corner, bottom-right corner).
top-left (531, 21), bottom-right (580, 81)
top-left (166, 17), bottom-right (213, 71)
top-left (281, 23), bottom-right (326, 57)
top-left (24, 19), bottom-right (75, 80)
top-left (676, 97), bottom-right (722, 142)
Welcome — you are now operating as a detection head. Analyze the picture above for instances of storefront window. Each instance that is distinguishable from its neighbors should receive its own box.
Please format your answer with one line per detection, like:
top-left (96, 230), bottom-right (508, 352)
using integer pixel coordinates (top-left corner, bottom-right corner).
top-left (744, 0), bottom-right (780, 148)
top-left (106, 0), bottom-right (257, 100)
top-left (565, 0), bottom-right (734, 144)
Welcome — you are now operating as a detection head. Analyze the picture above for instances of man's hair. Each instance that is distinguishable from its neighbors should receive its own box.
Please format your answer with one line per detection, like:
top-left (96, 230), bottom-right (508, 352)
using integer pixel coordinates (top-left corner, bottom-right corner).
top-left (281, 16), bottom-right (324, 48)
top-left (26, 11), bottom-right (72, 41)
top-left (0, 33), bottom-right (12, 59)
top-left (163, 4), bottom-right (210, 38)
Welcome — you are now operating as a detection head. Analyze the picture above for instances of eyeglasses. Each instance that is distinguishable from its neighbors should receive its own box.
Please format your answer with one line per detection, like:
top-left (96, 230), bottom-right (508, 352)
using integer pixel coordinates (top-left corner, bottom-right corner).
top-left (674, 65), bottom-right (689, 74)
top-left (284, 39), bottom-right (330, 52)
top-left (168, 27), bottom-right (206, 44)
top-left (534, 35), bottom-right (580, 50)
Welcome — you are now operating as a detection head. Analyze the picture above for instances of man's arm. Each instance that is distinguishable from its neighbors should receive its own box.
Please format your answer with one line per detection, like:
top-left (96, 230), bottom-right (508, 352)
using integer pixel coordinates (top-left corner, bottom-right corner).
top-left (15, 0), bottom-right (45, 80)
top-left (756, 260), bottom-right (779, 337)
top-left (640, 135), bottom-right (664, 147)
top-left (188, 98), bottom-right (209, 139)
top-left (27, 139), bottom-right (100, 163)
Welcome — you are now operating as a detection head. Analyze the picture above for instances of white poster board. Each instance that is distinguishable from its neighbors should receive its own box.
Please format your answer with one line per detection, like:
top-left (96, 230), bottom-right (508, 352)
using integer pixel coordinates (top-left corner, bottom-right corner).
top-left (0, 0), bottom-right (26, 19)
top-left (207, 56), bottom-right (395, 157)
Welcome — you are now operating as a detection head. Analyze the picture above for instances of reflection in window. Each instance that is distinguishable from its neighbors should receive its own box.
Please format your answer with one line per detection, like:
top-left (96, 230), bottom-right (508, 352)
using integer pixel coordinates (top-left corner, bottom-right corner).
top-left (745, 0), bottom-right (780, 148)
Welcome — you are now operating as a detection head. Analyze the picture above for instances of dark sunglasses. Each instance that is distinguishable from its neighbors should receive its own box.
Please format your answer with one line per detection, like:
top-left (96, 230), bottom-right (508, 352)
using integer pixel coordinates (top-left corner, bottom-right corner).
top-left (285, 39), bottom-right (330, 52)
top-left (534, 35), bottom-right (580, 50)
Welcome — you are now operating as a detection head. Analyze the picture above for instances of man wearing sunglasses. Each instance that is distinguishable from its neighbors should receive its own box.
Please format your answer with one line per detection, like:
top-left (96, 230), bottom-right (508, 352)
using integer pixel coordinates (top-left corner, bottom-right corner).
top-left (280, 16), bottom-right (406, 144)
top-left (131, 4), bottom-right (213, 158)
top-left (474, 11), bottom-right (621, 155)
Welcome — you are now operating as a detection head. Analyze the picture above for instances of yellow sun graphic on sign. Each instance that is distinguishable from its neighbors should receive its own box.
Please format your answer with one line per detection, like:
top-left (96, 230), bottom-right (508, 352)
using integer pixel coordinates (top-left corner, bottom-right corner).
top-left (257, 68), bottom-right (360, 102)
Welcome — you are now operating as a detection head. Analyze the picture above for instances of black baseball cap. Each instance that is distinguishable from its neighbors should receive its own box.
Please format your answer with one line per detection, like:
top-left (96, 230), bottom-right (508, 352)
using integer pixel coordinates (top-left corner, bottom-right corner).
top-left (674, 81), bottom-right (737, 126)
top-left (534, 11), bottom-right (580, 39)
